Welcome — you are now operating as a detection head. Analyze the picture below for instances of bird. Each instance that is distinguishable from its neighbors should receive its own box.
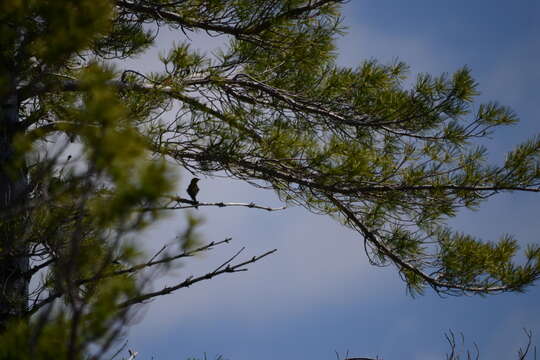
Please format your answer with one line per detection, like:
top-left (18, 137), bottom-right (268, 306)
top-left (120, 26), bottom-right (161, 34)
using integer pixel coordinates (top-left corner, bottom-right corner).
top-left (186, 177), bottom-right (200, 209)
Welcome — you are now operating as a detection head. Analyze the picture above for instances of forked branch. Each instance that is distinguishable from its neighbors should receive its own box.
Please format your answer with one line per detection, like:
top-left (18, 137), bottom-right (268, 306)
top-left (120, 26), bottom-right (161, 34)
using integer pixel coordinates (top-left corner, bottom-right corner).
top-left (119, 248), bottom-right (277, 307)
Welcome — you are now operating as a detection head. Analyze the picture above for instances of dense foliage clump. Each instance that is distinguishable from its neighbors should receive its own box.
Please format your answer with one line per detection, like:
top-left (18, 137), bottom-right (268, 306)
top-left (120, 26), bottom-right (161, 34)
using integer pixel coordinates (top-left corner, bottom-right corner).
top-left (0, 1), bottom-right (539, 358)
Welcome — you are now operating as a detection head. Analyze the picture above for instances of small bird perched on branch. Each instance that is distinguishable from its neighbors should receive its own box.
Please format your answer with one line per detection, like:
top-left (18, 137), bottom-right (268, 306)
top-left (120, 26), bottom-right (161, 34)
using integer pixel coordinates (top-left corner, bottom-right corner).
top-left (187, 177), bottom-right (200, 209)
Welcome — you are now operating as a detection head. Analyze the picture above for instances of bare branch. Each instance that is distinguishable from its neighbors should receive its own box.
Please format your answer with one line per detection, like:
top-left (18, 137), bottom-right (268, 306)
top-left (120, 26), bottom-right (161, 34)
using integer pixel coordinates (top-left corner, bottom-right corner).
top-left (119, 248), bottom-right (277, 308)
top-left (26, 239), bottom-right (233, 316)
top-left (144, 197), bottom-right (287, 212)
top-left (127, 349), bottom-right (138, 360)
top-left (108, 340), bottom-right (128, 360)
top-left (518, 329), bottom-right (535, 360)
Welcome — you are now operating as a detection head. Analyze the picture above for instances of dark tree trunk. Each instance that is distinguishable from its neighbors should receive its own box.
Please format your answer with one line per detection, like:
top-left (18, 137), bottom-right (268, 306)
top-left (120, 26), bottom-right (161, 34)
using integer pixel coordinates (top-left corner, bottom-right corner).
top-left (0, 73), bottom-right (30, 332)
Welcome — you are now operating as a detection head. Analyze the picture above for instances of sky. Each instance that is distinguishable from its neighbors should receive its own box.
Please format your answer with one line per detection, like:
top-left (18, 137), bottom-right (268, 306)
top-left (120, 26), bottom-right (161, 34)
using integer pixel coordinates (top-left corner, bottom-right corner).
top-left (125, 1), bottom-right (540, 359)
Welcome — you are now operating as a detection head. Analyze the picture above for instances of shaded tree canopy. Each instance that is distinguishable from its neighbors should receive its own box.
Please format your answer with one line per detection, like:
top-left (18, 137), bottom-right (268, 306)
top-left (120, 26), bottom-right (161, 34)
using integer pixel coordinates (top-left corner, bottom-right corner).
top-left (0, 0), bottom-right (539, 358)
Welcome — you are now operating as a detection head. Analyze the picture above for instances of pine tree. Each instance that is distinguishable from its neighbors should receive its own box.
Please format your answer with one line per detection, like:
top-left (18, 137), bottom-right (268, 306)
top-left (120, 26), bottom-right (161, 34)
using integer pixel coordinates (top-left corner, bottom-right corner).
top-left (1, 0), bottom-right (539, 358)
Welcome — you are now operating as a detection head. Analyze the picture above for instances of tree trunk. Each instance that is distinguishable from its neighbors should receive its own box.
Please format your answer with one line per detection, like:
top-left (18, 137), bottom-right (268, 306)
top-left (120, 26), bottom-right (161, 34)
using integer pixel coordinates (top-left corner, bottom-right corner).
top-left (0, 75), bottom-right (29, 332)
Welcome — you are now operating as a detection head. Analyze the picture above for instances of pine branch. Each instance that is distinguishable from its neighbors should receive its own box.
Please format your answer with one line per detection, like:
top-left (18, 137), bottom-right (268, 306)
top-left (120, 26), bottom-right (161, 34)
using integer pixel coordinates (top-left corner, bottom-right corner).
top-left (174, 151), bottom-right (540, 196)
top-left (20, 74), bottom-right (514, 146)
top-left (115, 0), bottom-right (342, 38)
top-left (325, 192), bottom-right (535, 295)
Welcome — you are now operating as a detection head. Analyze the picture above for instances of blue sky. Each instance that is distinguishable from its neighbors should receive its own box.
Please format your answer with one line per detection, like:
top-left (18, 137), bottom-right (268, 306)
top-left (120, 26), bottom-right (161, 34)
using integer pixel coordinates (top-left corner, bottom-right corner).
top-left (127, 2), bottom-right (540, 359)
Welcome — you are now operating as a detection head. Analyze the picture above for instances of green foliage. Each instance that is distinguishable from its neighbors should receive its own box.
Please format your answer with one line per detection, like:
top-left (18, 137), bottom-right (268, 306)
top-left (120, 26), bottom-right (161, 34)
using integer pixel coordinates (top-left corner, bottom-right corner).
top-left (1, 0), bottom-right (539, 357)
top-left (0, 317), bottom-right (73, 360)
top-left (438, 229), bottom-right (540, 293)
top-left (0, 275), bottom-right (137, 360)
top-left (0, 0), bottom-right (112, 68)
top-left (180, 212), bottom-right (205, 252)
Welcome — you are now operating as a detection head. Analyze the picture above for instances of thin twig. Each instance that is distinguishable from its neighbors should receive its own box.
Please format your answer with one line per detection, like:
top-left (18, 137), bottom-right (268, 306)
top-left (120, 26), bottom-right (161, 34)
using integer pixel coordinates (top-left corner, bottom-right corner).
top-left (26, 239), bottom-right (232, 315)
top-left (143, 197), bottom-right (287, 212)
top-left (119, 248), bottom-right (277, 307)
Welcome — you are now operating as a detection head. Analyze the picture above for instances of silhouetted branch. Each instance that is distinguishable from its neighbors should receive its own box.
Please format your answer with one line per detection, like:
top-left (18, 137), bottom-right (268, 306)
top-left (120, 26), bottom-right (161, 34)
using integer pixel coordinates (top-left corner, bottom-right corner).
top-left (445, 330), bottom-right (479, 360)
top-left (27, 238), bottom-right (233, 315)
top-left (144, 197), bottom-right (287, 211)
top-left (445, 329), bottom-right (536, 360)
top-left (518, 329), bottom-right (535, 360)
top-left (119, 248), bottom-right (277, 307)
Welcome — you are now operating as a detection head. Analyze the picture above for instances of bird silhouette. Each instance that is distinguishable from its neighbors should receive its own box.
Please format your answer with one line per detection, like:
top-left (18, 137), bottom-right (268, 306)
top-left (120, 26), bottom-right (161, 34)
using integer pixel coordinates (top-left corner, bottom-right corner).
top-left (187, 177), bottom-right (200, 209)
